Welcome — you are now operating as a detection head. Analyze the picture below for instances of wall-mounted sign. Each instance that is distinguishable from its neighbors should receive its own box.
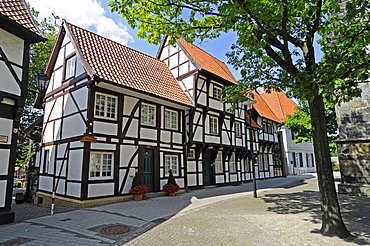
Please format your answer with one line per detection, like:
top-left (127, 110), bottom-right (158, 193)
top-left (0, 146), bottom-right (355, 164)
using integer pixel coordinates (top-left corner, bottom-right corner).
top-left (0, 135), bottom-right (8, 143)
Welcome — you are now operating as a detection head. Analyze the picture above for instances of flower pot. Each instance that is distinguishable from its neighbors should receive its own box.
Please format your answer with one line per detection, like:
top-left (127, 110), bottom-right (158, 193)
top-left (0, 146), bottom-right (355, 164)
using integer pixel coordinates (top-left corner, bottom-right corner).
top-left (168, 192), bottom-right (176, 197)
top-left (133, 194), bottom-right (143, 201)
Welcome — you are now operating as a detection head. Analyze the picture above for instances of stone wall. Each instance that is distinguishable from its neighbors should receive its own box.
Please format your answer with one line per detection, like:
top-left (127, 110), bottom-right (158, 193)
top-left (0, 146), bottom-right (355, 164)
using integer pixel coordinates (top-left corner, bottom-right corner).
top-left (336, 83), bottom-right (370, 191)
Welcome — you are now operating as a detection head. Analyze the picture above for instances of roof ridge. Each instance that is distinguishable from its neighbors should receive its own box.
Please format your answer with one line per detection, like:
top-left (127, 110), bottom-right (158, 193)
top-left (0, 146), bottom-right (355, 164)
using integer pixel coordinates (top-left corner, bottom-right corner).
top-left (65, 21), bottom-right (161, 62)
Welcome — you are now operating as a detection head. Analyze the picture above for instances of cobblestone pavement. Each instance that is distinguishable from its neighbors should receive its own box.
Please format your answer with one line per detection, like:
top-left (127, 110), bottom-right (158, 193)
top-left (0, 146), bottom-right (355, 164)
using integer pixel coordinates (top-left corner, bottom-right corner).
top-left (1, 174), bottom-right (369, 246)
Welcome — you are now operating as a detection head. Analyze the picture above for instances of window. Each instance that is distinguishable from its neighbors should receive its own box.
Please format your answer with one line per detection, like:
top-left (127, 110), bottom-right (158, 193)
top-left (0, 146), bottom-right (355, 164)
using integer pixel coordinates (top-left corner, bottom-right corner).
top-left (244, 158), bottom-right (250, 172)
top-left (213, 85), bottom-right (222, 100)
top-left (307, 153), bottom-right (315, 167)
top-left (311, 154), bottom-right (315, 167)
top-left (214, 152), bottom-right (223, 173)
top-left (141, 103), bottom-right (156, 126)
top-left (165, 109), bottom-right (178, 130)
top-left (229, 153), bottom-right (236, 173)
top-left (43, 149), bottom-right (50, 173)
top-left (210, 116), bottom-right (219, 135)
top-left (258, 155), bottom-right (264, 170)
top-left (165, 155), bottom-right (179, 176)
top-left (94, 92), bottom-right (117, 119)
top-left (292, 152), bottom-right (297, 167)
top-left (235, 122), bottom-right (241, 137)
top-left (89, 152), bottom-right (113, 178)
top-left (263, 154), bottom-right (269, 170)
top-left (65, 55), bottom-right (76, 79)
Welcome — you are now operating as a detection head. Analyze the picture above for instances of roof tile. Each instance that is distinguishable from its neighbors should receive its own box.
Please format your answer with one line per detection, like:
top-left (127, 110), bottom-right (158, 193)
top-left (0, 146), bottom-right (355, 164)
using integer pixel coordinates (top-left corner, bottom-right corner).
top-left (0, 0), bottom-right (42, 37)
top-left (260, 89), bottom-right (298, 122)
top-left (66, 22), bottom-right (193, 106)
top-left (177, 38), bottom-right (237, 85)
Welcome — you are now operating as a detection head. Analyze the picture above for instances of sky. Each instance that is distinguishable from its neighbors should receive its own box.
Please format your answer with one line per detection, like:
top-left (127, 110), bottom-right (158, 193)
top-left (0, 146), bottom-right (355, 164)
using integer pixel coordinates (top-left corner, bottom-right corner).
top-left (27, 0), bottom-right (241, 79)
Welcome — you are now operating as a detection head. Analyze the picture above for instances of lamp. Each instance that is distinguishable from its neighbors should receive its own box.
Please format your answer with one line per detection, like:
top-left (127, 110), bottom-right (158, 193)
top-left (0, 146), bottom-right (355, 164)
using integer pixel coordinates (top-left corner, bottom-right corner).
top-left (244, 99), bottom-right (257, 198)
top-left (34, 73), bottom-right (50, 92)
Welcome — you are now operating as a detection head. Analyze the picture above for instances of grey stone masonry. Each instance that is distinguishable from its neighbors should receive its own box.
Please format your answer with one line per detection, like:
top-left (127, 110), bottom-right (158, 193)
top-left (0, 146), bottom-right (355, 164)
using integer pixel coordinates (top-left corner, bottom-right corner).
top-left (336, 82), bottom-right (370, 189)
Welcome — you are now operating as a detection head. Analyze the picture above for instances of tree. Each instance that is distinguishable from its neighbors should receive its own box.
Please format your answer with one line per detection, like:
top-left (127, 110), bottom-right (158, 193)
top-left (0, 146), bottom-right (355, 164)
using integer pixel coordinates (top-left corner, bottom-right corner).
top-left (284, 102), bottom-right (338, 154)
top-left (109, 0), bottom-right (370, 237)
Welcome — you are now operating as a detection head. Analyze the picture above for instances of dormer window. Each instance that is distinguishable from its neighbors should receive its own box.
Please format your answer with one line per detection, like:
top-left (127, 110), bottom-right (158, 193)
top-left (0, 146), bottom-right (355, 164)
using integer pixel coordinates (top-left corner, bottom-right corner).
top-left (65, 55), bottom-right (76, 80)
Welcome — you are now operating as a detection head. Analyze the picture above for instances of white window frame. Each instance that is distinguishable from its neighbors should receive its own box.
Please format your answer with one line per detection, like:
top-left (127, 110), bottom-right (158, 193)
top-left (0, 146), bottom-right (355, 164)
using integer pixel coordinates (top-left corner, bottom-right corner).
top-left (214, 152), bottom-right (223, 173)
top-left (43, 149), bottom-right (50, 174)
top-left (263, 154), bottom-right (269, 170)
top-left (141, 103), bottom-right (156, 126)
top-left (165, 155), bottom-right (179, 176)
top-left (65, 55), bottom-right (76, 79)
top-left (94, 92), bottom-right (117, 120)
top-left (235, 121), bottom-right (241, 137)
top-left (213, 85), bottom-right (222, 100)
top-left (89, 152), bottom-right (114, 179)
top-left (210, 116), bottom-right (219, 135)
top-left (165, 109), bottom-right (178, 130)
top-left (244, 158), bottom-right (250, 172)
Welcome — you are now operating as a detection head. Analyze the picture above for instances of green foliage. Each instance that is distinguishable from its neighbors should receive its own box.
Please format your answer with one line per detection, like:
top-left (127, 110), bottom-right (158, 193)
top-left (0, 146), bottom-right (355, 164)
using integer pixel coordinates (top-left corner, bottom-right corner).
top-left (285, 104), bottom-right (338, 154)
top-left (131, 172), bottom-right (142, 188)
top-left (167, 169), bottom-right (177, 185)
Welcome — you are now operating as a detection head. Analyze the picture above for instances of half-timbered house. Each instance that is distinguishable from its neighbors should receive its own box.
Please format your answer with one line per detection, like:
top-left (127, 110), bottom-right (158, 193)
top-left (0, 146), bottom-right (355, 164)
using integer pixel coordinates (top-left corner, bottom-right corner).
top-left (35, 21), bottom-right (193, 207)
top-left (0, 0), bottom-right (45, 224)
top-left (157, 37), bottom-right (284, 189)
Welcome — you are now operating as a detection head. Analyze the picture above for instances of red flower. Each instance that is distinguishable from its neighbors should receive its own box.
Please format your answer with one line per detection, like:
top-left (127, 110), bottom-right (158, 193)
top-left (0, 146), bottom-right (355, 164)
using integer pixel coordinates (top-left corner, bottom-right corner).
top-left (163, 183), bottom-right (180, 193)
top-left (129, 185), bottom-right (148, 195)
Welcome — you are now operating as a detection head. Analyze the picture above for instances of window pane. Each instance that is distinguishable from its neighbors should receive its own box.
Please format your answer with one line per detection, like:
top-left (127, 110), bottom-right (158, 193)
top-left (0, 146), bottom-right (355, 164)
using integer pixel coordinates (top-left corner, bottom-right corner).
top-left (65, 56), bottom-right (76, 79)
top-left (215, 152), bottom-right (223, 173)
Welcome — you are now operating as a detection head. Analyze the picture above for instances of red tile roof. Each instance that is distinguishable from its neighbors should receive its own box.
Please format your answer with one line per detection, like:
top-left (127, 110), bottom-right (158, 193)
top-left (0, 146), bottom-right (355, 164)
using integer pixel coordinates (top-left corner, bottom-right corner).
top-left (65, 22), bottom-right (193, 106)
top-left (251, 91), bottom-right (281, 123)
top-left (0, 0), bottom-right (42, 37)
top-left (177, 38), bottom-right (237, 85)
top-left (260, 89), bottom-right (298, 122)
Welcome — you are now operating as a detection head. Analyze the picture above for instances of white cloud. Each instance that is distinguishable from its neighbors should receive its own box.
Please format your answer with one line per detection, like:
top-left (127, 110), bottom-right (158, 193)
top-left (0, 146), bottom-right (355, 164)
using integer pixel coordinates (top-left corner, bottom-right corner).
top-left (27, 0), bottom-right (133, 45)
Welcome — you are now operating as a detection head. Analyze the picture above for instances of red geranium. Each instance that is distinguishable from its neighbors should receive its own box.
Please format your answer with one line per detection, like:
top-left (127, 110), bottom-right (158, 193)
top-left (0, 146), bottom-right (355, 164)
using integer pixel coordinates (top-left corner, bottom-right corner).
top-left (129, 185), bottom-right (148, 195)
top-left (163, 183), bottom-right (180, 193)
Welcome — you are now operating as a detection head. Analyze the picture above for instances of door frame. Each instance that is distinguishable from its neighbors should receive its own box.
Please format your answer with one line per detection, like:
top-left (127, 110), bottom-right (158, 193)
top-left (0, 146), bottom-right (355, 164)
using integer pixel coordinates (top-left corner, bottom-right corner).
top-left (139, 146), bottom-right (159, 191)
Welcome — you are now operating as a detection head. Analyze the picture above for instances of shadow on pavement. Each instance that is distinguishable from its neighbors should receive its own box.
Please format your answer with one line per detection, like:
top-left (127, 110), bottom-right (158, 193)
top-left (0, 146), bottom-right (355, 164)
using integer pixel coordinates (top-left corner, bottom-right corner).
top-left (262, 186), bottom-right (370, 245)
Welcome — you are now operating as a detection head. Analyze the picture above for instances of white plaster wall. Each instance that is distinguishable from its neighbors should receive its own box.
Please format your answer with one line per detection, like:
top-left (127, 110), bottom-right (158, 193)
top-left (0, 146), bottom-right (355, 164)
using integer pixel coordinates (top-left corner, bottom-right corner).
top-left (43, 122), bottom-right (54, 143)
top-left (187, 174), bottom-right (197, 186)
top-left (123, 118), bottom-right (138, 138)
top-left (141, 128), bottom-right (157, 140)
top-left (88, 183), bottom-right (114, 198)
top-left (94, 121), bottom-right (117, 135)
top-left (198, 92), bottom-right (207, 105)
top-left (0, 62), bottom-right (21, 96)
top-left (62, 113), bottom-right (86, 138)
top-left (57, 143), bottom-right (68, 158)
top-left (91, 143), bottom-right (116, 151)
top-left (67, 183), bottom-right (81, 197)
top-left (173, 132), bottom-right (182, 143)
top-left (169, 55), bottom-right (178, 68)
top-left (198, 174), bottom-right (203, 185)
top-left (194, 128), bottom-right (202, 142)
top-left (187, 161), bottom-right (196, 172)
top-left (65, 42), bottom-right (75, 57)
top-left (124, 97), bottom-right (139, 116)
top-left (68, 149), bottom-right (83, 181)
top-left (161, 131), bottom-right (170, 143)
top-left (0, 117), bottom-right (12, 144)
top-left (179, 63), bottom-right (189, 75)
top-left (51, 67), bottom-right (63, 91)
top-left (120, 146), bottom-right (137, 167)
top-left (56, 160), bottom-right (67, 177)
top-left (216, 175), bottom-right (225, 183)
top-left (50, 97), bottom-right (63, 120)
top-left (56, 179), bottom-right (65, 194)
top-left (179, 50), bottom-right (188, 64)
top-left (54, 119), bottom-right (61, 141)
top-left (39, 176), bottom-right (53, 192)
top-left (0, 180), bottom-right (6, 207)
top-left (0, 29), bottom-right (24, 64)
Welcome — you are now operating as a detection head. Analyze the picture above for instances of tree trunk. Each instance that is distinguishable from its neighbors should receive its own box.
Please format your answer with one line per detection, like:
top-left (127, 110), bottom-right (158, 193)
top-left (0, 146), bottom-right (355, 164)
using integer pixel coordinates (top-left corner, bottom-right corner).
top-left (309, 90), bottom-right (351, 238)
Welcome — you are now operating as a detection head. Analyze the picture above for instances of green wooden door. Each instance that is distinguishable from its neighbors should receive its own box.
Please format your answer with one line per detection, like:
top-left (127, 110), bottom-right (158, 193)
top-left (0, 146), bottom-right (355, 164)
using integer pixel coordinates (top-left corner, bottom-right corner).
top-left (142, 149), bottom-right (154, 191)
top-left (203, 151), bottom-right (213, 186)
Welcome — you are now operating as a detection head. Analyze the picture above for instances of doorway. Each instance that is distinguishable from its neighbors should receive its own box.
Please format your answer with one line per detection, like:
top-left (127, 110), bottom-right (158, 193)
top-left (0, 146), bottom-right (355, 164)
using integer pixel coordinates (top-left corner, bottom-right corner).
top-left (141, 148), bottom-right (154, 191)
